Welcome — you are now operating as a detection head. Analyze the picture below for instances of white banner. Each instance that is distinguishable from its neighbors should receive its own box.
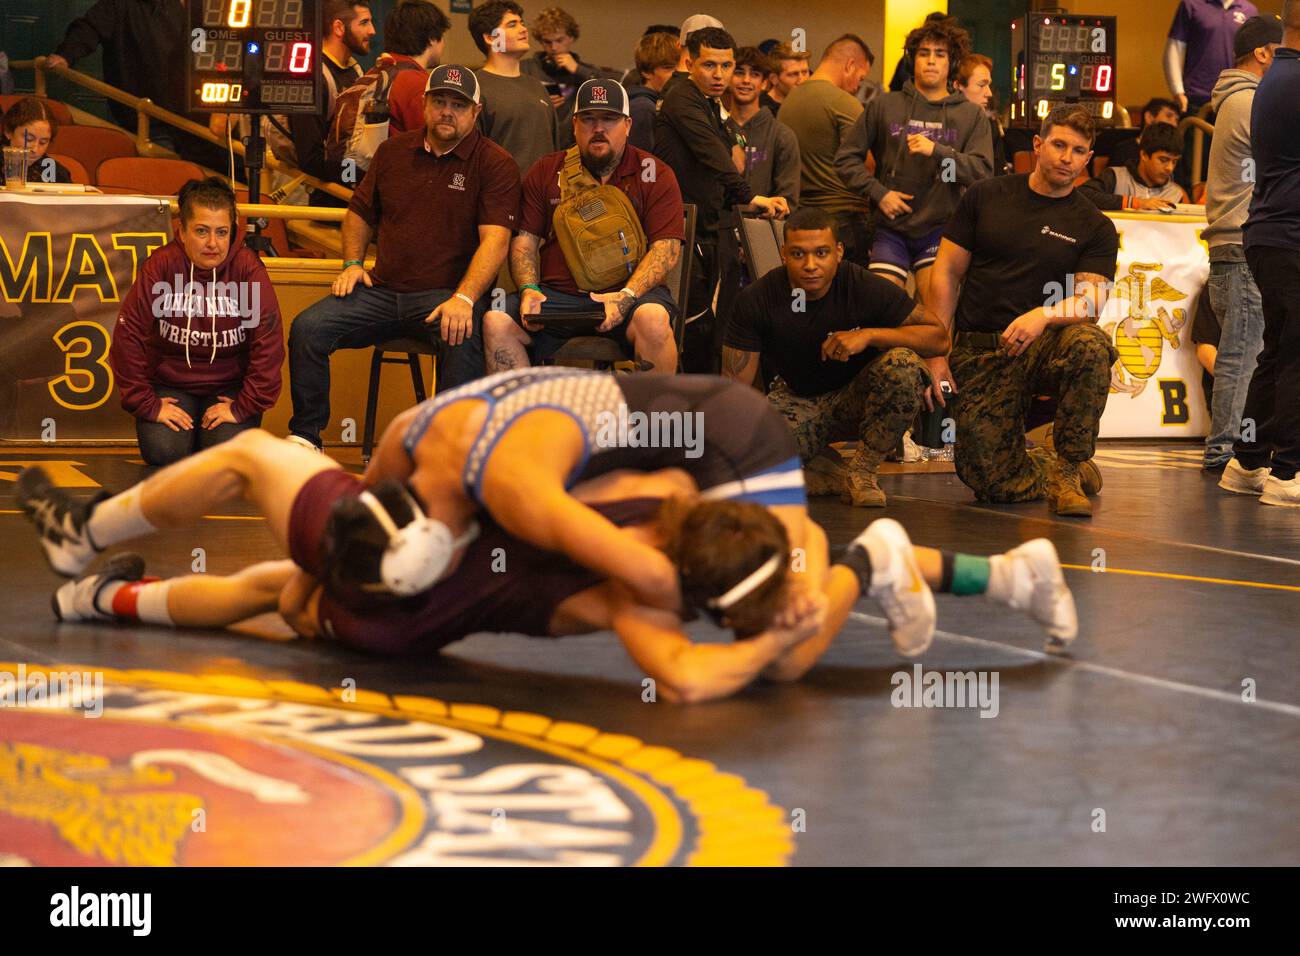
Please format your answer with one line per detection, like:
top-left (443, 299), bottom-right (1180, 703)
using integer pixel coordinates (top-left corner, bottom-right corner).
top-left (1098, 214), bottom-right (1210, 439)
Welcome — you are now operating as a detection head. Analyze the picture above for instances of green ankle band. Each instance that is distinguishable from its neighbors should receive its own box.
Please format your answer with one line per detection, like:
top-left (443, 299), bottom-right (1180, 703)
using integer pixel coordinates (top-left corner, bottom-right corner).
top-left (952, 553), bottom-right (990, 595)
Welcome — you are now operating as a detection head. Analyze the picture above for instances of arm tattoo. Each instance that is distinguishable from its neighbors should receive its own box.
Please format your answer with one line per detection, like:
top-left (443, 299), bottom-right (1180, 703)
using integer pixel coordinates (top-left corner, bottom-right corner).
top-left (510, 231), bottom-right (542, 288)
top-left (722, 347), bottom-right (758, 385)
top-left (626, 239), bottom-right (681, 297)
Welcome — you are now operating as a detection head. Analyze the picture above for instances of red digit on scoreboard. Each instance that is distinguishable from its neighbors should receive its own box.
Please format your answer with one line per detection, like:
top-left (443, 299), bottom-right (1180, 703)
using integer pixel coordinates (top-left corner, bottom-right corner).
top-left (1095, 64), bottom-right (1112, 93)
top-left (289, 41), bottom-right (312, 74)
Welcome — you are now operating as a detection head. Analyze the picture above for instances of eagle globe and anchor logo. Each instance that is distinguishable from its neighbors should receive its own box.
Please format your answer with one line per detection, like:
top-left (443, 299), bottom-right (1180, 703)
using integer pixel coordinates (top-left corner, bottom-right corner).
top-left (0, 664), bottom-right (791, 866)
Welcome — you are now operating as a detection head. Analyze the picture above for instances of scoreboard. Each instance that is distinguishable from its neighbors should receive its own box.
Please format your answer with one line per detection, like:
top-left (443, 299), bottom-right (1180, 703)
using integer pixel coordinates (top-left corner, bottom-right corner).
top-left (1010, 14), bottom-right (1118, 128)
top-left (188, 0), bottom-right (322, 114)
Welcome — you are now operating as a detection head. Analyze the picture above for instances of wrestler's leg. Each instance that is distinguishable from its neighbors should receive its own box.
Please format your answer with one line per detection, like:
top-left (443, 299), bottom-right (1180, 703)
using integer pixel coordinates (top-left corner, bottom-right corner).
top-left (54, 558), bottom-right (297, 631)
top-left (18, 429), bottom-right (341, 576)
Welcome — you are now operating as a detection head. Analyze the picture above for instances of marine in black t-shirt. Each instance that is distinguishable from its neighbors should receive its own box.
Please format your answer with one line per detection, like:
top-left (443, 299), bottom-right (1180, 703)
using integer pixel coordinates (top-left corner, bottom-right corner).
top-left (943, 173), bottom-right (1118, 334)
top-left (726, 261), bottom-right (915, 397)
top-left (722, 211), bottom-right (945, 508)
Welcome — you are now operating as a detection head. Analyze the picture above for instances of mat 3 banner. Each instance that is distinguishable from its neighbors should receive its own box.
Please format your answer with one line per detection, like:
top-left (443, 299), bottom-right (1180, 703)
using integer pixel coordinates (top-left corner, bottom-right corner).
top-left (0, 193), bottom-right (170, 441)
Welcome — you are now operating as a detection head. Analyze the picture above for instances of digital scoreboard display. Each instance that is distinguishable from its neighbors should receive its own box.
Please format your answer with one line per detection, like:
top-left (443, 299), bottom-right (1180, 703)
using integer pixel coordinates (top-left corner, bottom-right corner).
top-left (1010, 15), bottom-right (1118, 128)
top-left (188, 0), bottom-right (322, 114)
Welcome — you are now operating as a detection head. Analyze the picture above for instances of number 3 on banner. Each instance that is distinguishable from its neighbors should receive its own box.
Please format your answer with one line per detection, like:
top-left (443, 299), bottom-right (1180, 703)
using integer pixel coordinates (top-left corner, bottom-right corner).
top-left (49, 321), bottom-right (114, 410)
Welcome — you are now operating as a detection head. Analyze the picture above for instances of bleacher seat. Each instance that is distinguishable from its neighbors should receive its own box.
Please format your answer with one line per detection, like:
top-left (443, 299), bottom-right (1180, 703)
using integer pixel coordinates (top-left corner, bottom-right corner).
top-left (49, 125), bottom-right (136, 182)
top-left (97, 157), bottom-right (206, 195)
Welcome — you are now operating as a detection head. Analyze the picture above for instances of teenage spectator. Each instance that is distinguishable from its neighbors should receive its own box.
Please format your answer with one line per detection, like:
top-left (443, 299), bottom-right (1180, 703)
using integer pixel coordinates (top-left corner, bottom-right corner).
top-left (1201, 14), bottom-right (1279, 471)
top-left (109, 178), bottom-right (283, 466)
top-left (469, 0), bottom-right (559, 175)
top-left (484, 79), bottom-right (684, 374)
top-left (284, 0), bottom-right (373, 200)
top-left (927, 106), bottom-right (1119, 517)
top-left (1078, 122), bottom-right (1190, 211)
top-left (619, 24), bottom-right (680, 87)
top-left (723, 207), bottom-right (945, 507)
top-left (835, 19), bottom-right (991, 301)
top-left (45, 0), bottom-right (187, 148)
top-left (1107, 96), bottom-right (1181, 170)
top-left (956, 53), bottom-right (1010, 175)
top-left (288, 67), bottom-right (519, 451)
top-left (726, 47), bottom-right (801, 207)
top-left (761, 43), bottom-right (811, 114)
top-left (1165, 0), bottom-right (1259, 114)
top-left (888, 11), bottom-right (949, 92)
top-left (3, 98), bottom-right (71, 183)
top-left (382, 2), bottom-right (452, 135)
top-left (522, 6), bottom-right (618, 146)
top-left (626, 30), bottom-right (679, 151)
top-left (1219, 2), bottom-right (1300, 507)
top-left (653, 27), bottom-right (787, 370)
top-left (778, 35), bottom-right (874, 265)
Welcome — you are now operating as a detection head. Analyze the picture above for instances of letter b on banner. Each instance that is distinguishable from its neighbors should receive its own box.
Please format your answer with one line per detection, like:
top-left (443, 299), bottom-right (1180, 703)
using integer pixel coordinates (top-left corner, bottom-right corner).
top-left (1158, 379), bottom-right (1189, 425)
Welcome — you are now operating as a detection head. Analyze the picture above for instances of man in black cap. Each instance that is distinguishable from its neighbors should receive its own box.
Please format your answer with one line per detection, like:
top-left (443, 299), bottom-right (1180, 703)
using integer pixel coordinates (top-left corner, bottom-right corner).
top-left (484, 78), bottom-right (686, 373)
top-left (287, 66), bottom-right (521, 451)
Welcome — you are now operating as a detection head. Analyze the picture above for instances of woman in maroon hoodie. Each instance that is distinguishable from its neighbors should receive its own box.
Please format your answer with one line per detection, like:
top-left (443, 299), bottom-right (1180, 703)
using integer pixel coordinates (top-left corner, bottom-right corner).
top-left (110, 177), bottom-right (284, 465)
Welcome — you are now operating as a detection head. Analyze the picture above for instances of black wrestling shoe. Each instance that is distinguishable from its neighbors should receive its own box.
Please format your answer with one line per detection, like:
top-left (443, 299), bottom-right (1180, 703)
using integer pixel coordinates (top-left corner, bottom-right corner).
top-left (16, 466), bottom-right (109, 576)
top-left (52, 553), bottom-right (147, 622)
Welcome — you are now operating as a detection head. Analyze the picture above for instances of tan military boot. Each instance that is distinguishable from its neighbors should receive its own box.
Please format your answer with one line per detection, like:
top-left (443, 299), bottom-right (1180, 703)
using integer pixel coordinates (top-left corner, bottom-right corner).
top-left (1047, 459), bottom-right (1092, 516)
top-left (1031, 442), bottom-right (1102, 497)
top-left (842, 447), bottom-right (887, 507)
top-left (804, 450), bottom-right (848, 497)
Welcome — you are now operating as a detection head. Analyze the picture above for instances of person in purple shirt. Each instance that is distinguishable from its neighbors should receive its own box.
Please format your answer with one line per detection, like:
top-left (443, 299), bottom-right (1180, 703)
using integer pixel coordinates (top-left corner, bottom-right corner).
top-left (1165, 0), bottom-right (1259, 112)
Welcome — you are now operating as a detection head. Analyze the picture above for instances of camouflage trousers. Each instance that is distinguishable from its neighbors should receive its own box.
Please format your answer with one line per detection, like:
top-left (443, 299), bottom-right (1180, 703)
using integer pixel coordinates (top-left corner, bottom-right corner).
top-left (950, 324), bottom-right (1117, 502)
top-left (766, 348), bottom-right (930, 468)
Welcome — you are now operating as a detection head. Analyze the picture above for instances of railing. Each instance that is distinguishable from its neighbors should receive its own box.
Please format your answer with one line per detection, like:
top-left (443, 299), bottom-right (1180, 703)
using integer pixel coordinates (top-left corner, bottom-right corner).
top-left (12, 57), bottom-right (355, 204)
top-left (1181, 113), bottom-right (1215, 188)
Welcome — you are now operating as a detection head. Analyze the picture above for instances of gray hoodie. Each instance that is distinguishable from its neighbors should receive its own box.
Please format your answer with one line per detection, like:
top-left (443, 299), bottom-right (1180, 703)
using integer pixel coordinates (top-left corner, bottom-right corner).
top-left (834, 80), bottom-right (992, 238)
top-left (726, 106), bottom-right (801, 207)
top-left (1204, 68), bottom-right (1262, 257)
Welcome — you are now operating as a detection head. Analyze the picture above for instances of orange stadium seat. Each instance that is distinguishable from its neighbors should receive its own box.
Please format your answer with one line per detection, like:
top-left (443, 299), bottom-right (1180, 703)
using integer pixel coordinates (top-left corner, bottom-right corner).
top-left (45, 153), bottom-right (90, 184)
top-left (96, 157), bottom-right (206, 195)
top-left (1012, 150), bottom-right (1035, 174)
top-left (49, 125), bottom-right (137, 181)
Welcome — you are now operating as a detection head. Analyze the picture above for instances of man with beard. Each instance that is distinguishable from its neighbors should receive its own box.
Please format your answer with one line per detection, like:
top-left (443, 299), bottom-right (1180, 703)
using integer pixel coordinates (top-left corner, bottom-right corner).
top-left (289, 0), bottom-right (377, 200)
top-left (287, 66), bottom-right (519, 451)
top-left (484, 79), bottom-right (685, 373)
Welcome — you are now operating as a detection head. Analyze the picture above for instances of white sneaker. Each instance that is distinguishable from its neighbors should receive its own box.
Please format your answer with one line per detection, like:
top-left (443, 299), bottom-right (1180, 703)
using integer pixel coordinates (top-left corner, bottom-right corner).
top-left (1219, 458), bottom-right (1270, 495)
top-left (52, 553), bottom-right (146, 622)
top-left (997, 539), bottom-right (1078, 651)
top-left (285, 434), bottom-right (322, 453)
top-left (855, 518), bottom-right (936, 658)
top-left (1260, 474), bottom-right (1300, 507)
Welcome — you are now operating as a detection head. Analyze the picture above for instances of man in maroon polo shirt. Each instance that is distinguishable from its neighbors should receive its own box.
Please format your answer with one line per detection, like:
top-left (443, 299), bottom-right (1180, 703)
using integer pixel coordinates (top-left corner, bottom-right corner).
top-left (287, 65), bottom-right (521, 451)
top-left (483, 78), bottom-right (685, 373)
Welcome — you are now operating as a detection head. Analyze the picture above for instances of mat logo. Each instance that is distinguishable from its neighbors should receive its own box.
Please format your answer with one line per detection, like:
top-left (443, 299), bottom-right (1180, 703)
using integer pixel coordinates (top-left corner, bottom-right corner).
top-left (890, 664), bottom-right (999, 718)
top-left (1102, 261), bottom-right (1188, 398)
top-left (0, 667), bottom-right (791, 866)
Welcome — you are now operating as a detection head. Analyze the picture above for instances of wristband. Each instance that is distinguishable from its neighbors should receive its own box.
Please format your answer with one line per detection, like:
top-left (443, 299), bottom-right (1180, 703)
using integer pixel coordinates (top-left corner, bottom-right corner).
top-left (343, 259), bottom-right (363, 268)
top-left (521, 283), bottom-right (543, 294)
top-left (618, 287), bottom-right (637, 301)
top-left (454, 292), bottom-right (475, 307)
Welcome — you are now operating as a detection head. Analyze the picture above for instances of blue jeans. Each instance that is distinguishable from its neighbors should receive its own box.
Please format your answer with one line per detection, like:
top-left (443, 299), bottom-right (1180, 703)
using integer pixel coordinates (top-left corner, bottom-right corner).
top-left (287, 284), bottom-right (485, 445)
top-left (1204, 258), bottom-right (1264, 467)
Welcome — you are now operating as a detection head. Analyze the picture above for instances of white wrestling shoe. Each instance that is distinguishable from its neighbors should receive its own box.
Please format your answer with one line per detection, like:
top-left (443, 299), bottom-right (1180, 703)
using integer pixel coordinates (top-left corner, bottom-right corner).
top-left (1260, 474), bottom-right (1300, 508)
top-left (285, 435), bottom-right (322, 453)
top-left (995, 539), bottom-right (1078, 652)
top-left (52, 553), bottom-right (146, 622)
top-left (1219, 458), bottom-right (1270, 496)
top-left (16, 466), bottom-right (108, 576)
top-left (854, 518), bottom-right (936, 658)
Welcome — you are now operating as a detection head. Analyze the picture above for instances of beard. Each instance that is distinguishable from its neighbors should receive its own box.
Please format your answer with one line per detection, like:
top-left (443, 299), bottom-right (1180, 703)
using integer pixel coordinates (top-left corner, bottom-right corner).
top-left (579, 144), bottom-right (620, 178)
top-left (344, 25), bottom-right (371, 57)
